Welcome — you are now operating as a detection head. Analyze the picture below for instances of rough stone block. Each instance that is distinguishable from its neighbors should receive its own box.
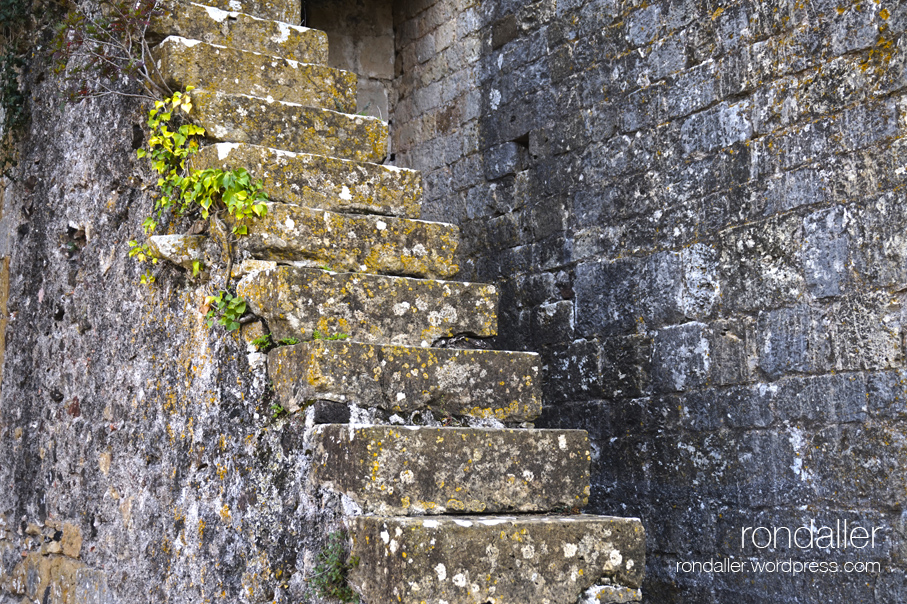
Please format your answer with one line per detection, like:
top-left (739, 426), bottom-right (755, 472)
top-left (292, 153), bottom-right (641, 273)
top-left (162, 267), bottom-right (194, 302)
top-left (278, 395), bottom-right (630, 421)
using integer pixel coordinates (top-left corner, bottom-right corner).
top-left (193, 143), bottom-right (421, 218)
top-left (680, 100), bottom-right (753, 154)
top-left (313, 425), bottom-right (590, 514)
top-left (237, 266), bottom-right (497, 347)
top-left (151, 2), bottom-right (327, 63)
top-left (484, 141), bottom-right (523, 180)
top-left (718, 215), bottom-right (804, 312)
top-left (147, 234), bottom-right (205, 271)
top-left (575, 257), bottom-right (642, 338)
top-left (755, 304), bottom-right (820, 379)
top-left (194, 0), bottom-right (300, 23)
top-left (234, 202), bottom-right (458, 278)
top-left (154, 37), bottom-right (356, 112)
top-left (825, 293), bottom-right (902, 372)
top-left (269, 340), bottom-right (541, 420)
top-left (189, 90), bottom-right (388, 162)
top-left (651, 322), bottom-right (710, 393)
top-left (348, 515), bottom-right (645, 603)
top-left (802, 206), bottom-right (850, 298)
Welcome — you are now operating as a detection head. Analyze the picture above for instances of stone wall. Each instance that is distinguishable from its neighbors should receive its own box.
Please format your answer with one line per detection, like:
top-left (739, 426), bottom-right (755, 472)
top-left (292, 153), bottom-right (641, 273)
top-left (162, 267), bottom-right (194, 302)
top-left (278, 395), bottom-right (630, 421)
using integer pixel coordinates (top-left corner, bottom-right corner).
top-left (306, 0), bottom-right (396, 123)
top-left (0, 12), bottom-right (347, 604)
top-left (392, 0), bottom-right (907, 601)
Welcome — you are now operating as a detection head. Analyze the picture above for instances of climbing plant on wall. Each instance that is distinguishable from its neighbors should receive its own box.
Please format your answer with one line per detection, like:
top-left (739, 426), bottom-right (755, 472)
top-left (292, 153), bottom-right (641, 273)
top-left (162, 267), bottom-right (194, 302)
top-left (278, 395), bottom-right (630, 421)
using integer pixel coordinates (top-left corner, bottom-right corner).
top-left (51, 0), bottom-right (269, 330)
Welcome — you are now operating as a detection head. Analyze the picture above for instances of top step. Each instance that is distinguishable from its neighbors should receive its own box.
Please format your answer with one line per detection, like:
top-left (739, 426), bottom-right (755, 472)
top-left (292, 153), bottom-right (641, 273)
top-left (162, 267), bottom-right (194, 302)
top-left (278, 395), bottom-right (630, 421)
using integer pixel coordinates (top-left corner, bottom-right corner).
top-left (179, 0), bottom-right (300, 24)
top-left (151, 2), bottom-right (326, 64)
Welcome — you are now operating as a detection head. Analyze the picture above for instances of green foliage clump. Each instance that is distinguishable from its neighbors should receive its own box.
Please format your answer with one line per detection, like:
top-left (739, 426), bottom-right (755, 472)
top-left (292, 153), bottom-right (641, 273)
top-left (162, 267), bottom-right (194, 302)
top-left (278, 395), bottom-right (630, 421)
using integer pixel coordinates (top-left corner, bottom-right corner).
top-left (251, 333), bottom-right (273, 351)
top-left (307, 531), bottom-right (360, 603)
top-left (204, 290), bottom-right (245, 331)
top-left (136, 88), bottom-right (268, 236)
top-left (313, 330), bottom-right (349, 341)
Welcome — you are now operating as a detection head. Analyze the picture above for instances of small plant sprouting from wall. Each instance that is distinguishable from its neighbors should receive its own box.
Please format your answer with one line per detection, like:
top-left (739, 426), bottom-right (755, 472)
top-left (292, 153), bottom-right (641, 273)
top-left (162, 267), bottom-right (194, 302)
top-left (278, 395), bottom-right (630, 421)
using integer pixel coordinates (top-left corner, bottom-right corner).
top-left (50, 0), bottom-right (168, 102)
top-left (307, 530), bottom-right (360, 603)
top-left (128, 88), bottom-right (269, 329)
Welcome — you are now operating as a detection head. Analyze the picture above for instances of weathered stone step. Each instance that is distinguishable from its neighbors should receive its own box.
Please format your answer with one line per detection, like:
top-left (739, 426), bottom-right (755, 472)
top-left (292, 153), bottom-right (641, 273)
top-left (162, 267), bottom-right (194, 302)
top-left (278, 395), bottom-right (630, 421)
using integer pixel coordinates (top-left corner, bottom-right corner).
top-left (189, 90), bottom-right (387, 163)
top-left (313, 425), bottom-right (589, 515)
top-left (194, 143), bottom-right (421, 218)
top-left (192, 0), bottom-right (299, 23)
top-left (234, 202), bottom-right (458, 279)
top-left (155, 37), bottom-right (356, 112)
top-left (269, 340), bottom-right (541, 420)
top-left (348, 515), bottom-right (645, 604)
top-left (237, 266), bottom-right (497, 347)
top-left (151, 2), bottom-right (326, 64)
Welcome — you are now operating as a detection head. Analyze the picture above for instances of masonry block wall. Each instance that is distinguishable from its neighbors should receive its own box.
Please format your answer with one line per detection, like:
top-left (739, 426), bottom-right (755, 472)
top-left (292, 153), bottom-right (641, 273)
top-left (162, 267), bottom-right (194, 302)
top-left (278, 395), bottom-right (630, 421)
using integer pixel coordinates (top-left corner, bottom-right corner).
top-left (392, 0), bottom-right (907, 601)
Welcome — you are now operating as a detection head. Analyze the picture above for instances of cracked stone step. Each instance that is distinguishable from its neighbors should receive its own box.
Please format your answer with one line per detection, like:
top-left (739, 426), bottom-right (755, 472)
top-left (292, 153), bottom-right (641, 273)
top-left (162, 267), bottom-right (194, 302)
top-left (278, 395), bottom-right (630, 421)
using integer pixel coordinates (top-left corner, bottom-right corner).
top-left (233, 202), bottom-right (458, 279)
top-left (237, 265), bottom-right (497, 347)
top-left (313, 425), bottom-right (590, 515)
top-left (154, 37), bottom-right (356, 112)
top-left (269, 340), bottom-right (541, 420)
top-left (189, 89), bottom-right (387, 162)
top-left (150, 2), bottom-right (327, 63)
top-left (347, 515), bottom-right (645, 604)
top-left (191, 0), bottom-right (300, 23)
top-left (194, 143), bottom-right (422, 218)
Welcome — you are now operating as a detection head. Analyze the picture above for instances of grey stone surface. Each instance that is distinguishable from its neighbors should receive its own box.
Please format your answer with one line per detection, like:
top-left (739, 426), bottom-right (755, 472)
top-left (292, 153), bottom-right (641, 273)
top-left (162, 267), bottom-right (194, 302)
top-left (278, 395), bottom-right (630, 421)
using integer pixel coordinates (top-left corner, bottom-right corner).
top-left (193, 143), bottom-right (423, 218)
top-left (269, 340), bottom-right (542, 420)
top-left (237, 265), bottom-right (498, 347)
top-left (348, 515), bottom-right (645, 604)
top-left (312, 425), bottom-right (590, 514)
top-left (150, 2), bottom-right (328, 64)
top-left (389, 0), bottom-right (907, 600)
top-left (234, 201), bottom-right (460, 279)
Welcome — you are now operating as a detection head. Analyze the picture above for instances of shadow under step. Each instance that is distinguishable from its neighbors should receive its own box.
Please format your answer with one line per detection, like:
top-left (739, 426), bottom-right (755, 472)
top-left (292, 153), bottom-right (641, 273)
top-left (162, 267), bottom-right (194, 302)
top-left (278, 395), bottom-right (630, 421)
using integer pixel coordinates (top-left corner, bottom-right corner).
top-left (233, 202), bottom-right (458, 279)
top-left (189, 89), bottom-right (387, 163)
top-left (150, 1), bottom-right (326, 63)
top-left (269, 340), bottom-right (541, 420)
top-left (347, 515), bottom-right (645, 604)
top-left (237, 266), bottom-right (497, 347)
top-left (194, 143), bottom-right (422, 218)
top-left (155, 37), bottom-right (356, 112)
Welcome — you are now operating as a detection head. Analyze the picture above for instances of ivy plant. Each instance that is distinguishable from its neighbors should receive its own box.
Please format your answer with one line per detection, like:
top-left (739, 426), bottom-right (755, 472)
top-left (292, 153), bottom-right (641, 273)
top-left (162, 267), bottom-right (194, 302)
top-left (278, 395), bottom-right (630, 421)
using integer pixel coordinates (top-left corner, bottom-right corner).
top-left (136, 87), bottom-right (269, 236)
top-left (204, 291), bottom-right (246, 331)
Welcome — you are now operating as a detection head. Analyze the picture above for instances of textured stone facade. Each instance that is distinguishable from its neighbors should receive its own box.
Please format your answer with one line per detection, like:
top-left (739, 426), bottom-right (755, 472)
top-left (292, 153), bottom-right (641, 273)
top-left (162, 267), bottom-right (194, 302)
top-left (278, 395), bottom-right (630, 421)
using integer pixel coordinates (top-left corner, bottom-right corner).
top-left (390, 0), bottom-right (907, 601)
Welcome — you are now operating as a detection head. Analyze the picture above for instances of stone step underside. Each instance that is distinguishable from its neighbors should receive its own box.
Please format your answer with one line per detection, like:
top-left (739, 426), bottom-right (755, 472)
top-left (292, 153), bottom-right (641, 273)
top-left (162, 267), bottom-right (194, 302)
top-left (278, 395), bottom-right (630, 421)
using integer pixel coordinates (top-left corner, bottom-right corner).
top-left (194, 0), bottom-right (299, 23)
top-left (189, 90), bottom-right (387, 163)
top-left (234, 202), bottom-right (457, 278)
top-left (151, 2), bottom-right (327, 64)
top-left (194, 143), bottom-right (422, 218)
top-left (347, 515), bottom-right (645, 604)
top-left (313, 425), bottom-right (590, 515)
top-left (237, 266), bottom-right (497, 347)
top-left (155, 37), bottom-right (356, 112)
top-left (269, 340), bottom-right (541, 420)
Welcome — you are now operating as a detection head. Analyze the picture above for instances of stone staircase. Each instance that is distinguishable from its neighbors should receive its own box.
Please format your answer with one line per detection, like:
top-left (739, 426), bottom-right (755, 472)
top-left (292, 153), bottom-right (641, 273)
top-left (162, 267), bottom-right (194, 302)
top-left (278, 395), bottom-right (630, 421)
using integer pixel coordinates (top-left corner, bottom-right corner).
top-left (148, 2), bottom-right (645, 602)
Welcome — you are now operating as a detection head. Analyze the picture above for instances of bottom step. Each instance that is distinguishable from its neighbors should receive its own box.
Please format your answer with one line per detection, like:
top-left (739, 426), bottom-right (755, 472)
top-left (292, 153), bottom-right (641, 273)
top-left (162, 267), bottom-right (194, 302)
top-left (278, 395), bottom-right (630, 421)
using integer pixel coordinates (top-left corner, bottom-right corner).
top-left (348, 515), bottom-right (644, 604)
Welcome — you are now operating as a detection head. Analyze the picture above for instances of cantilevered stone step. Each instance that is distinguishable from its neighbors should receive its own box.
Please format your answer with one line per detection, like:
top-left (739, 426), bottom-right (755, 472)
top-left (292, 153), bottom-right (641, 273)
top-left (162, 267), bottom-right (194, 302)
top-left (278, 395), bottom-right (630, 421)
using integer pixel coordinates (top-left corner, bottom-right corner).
top-left (237, 266), bottom-right (497, 347)
top-left (194, 0), bottom-right (299, 23)
top-left (151, 2), bottom-right (326, 63)
top-left (189, 90), bottom-right (387, 162)
top-left (194, 143), bottom-right (421, 218)
top-left (233, 202), bottom-right (458, 279)
top-left (155, 37), bottom-right (356, 112)
top-left (347, 515), bottom-right (645, 604)
top-left (269, 340), bottom-right (541, 420)
top-left (313, 425), bottom-right (589, 515)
